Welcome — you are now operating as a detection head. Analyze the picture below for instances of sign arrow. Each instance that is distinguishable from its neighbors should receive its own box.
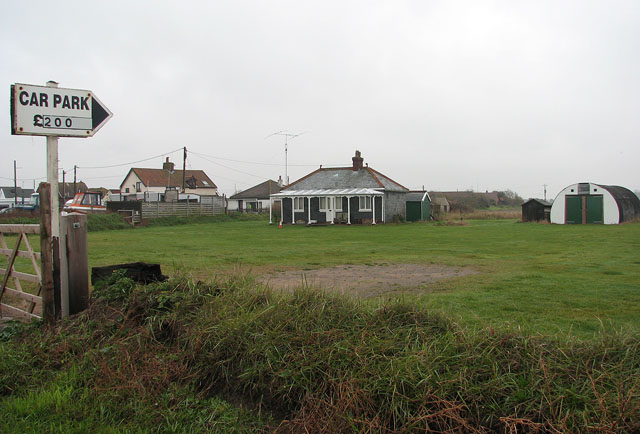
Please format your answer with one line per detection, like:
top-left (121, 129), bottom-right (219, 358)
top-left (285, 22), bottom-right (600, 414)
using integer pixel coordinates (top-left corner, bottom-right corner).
top-left (11, 83), bottom-right (113, 138)
top-left (90, 93), bottom-right (112, 135)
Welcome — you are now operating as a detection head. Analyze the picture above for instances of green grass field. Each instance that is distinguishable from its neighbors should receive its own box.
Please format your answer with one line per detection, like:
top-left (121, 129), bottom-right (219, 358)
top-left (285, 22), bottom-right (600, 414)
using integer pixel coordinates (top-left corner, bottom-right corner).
top-left (3, 218), bottom-right (639, 432)
top-left (88, 218), bottom-right (640, 339)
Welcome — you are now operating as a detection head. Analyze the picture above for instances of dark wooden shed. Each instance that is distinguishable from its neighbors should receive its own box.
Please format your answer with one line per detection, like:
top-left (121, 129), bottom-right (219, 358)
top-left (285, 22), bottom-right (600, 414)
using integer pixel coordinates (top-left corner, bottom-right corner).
top-left (521, 199), bottom-right (551, 222)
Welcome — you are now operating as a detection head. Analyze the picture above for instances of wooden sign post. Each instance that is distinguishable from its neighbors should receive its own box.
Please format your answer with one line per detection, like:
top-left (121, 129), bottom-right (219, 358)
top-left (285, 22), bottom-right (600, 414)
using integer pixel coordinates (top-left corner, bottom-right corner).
top-left (11, 80), bottom-right (112, 321)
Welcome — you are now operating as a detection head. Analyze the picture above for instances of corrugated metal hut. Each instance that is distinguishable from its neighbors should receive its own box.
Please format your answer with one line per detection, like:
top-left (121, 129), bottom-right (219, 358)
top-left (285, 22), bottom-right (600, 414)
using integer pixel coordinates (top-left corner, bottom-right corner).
top-left (550, 182), bottom-right (640, 224)
top-left (521, 199), bottom-right (551, 222)
top-left (405, 192), bottom-right (431, 221)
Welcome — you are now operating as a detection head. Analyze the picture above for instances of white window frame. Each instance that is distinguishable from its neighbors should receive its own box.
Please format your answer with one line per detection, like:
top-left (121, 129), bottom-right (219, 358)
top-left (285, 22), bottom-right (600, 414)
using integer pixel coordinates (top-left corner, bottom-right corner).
top-left (359, 196), bottom-right (372, 211)
top-left (334, 196), bottom-right (343, 211)
top-left (293, 197), bottom-right (305, 212)
top-left (319, 197), bottom-right (328, 211)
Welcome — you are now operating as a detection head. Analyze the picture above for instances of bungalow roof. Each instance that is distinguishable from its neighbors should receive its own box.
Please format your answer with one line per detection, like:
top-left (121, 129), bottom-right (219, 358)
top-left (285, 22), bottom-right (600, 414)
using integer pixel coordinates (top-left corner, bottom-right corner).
top-left (284, 166), bottom-right (408, 192)
top-left (230, 180), bottom-right (282, 200)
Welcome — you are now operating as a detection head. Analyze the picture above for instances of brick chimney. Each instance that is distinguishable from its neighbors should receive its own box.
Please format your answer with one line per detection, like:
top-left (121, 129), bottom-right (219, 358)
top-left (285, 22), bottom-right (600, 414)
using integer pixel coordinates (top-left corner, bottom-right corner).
top-left (352, 150), bottom-right (364, 171)
top-left (163, 157), bottom-right (175, 172)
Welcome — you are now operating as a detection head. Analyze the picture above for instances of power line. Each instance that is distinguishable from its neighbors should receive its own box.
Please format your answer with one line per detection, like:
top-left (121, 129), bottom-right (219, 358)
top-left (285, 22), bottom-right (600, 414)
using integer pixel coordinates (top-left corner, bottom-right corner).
top-left (77, 147), bottom-right (184, 169)
top-left (189, 153), bottom-right (269, 181)
top-left (188, 150), bottom-right (316, 167)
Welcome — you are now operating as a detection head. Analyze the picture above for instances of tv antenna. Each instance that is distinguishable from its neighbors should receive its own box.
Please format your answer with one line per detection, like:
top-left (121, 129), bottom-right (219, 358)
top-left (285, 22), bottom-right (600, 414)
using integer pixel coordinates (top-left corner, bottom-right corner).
top-left (265, 131), bottom-right (305, 185)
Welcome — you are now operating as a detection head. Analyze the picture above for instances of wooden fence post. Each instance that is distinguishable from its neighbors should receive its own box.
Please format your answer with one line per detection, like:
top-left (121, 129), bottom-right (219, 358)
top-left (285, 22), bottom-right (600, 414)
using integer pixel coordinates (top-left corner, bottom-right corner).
top-left (39, 183), bottom-right (55, 324)
top-left (63, 214), bottom-right (89, 314)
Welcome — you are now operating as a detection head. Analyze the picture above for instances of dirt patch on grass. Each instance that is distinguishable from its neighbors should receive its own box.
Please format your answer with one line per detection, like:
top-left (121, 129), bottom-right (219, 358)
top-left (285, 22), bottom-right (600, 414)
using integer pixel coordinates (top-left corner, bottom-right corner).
top-left (260, 263), bottom-right (477, 298)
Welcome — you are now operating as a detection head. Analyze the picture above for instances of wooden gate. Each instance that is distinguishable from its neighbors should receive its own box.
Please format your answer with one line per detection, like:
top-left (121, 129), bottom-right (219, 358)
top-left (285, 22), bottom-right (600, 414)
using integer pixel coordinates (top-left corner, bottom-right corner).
top-left (0, 224), bottom-right (42, 321)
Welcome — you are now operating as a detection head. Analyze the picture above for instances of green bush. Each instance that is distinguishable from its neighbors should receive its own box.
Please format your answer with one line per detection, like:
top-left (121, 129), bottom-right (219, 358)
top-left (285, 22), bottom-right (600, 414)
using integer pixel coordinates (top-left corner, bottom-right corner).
top-left (86, 212), bottom-right (132, 232)
top-left (144, 212), bottom-right (267, 227)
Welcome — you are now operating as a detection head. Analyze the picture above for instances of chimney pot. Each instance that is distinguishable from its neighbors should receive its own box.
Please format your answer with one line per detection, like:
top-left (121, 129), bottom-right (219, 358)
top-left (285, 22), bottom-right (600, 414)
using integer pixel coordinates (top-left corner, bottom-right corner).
top-left (163, 158), bottom-right (175, 173)
top-left (352, 150), bottom-right (364, 171)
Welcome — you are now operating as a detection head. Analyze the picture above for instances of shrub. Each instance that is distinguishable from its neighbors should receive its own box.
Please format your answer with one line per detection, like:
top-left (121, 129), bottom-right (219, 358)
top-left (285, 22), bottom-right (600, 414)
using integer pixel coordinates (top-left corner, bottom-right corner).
top-left (2, 277), bottom-right (639, 432)
top-left (86, 212), bottom-right (132, 232)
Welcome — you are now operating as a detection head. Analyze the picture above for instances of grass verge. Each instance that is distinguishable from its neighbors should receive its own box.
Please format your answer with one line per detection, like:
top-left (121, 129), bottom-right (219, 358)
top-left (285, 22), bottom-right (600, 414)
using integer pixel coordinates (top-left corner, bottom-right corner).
top-left (1, 274), bottom-right (638, 432)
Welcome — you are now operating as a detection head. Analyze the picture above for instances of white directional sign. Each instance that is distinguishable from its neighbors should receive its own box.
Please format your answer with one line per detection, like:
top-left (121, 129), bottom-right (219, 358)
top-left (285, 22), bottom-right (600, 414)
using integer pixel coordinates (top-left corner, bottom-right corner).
top-left (11, 83), bottom-right (112, 137)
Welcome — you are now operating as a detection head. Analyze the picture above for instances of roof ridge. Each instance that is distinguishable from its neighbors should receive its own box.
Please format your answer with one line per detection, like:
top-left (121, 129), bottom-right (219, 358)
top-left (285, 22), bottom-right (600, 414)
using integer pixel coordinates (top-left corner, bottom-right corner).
top-left (367, 167), bottom-right (409, 191)
top-left (365, 167), bottom-right (385, 188)
top-left (283, 167), bottom-right (323, 189)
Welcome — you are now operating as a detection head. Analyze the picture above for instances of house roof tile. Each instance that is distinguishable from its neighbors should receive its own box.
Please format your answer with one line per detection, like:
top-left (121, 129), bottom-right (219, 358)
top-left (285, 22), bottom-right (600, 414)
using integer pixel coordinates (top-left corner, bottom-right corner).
top-left (125, 168), bottom-right (217, 190)
top-left (230, 180), bottom-right (282, 200)
top-left (284, 166), bottom-right (407, 193)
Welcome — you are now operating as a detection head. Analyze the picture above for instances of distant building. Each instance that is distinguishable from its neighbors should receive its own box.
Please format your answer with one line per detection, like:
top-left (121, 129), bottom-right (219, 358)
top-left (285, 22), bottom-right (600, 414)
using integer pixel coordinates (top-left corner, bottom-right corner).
top-left (119, 158), bottom-right (218, 201)
top-left (430, 195), bottom-right (450, 214)
top-left (429, 190), bottom-right (501, 208)
top-left (228, 179), bottom-right (283, 212)
top-left (0, 186), bottom-right (35, 210)
top-left (550, 182), bottom-right (640, 224)
top-left (521, 199), bottom-right (551, 222)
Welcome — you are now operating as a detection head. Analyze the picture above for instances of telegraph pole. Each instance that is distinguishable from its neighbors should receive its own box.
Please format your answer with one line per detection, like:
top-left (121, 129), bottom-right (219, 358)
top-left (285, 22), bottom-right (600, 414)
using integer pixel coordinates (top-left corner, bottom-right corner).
top-left (73, 165), bottom-right (77, 195)
top-left (543, 184), bottom-right (547, 201)
top-left (62, 170), bottom-right (66, 202)
top-left (13, 160), bottom-right (18, 205)
top-left (182, 146), bottom-right (187, 192)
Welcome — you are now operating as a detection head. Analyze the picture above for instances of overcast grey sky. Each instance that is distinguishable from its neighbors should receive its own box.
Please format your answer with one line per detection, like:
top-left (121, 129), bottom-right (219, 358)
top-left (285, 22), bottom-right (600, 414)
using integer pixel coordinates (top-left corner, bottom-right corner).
top-left (2, 0), bottom-right (639, 200)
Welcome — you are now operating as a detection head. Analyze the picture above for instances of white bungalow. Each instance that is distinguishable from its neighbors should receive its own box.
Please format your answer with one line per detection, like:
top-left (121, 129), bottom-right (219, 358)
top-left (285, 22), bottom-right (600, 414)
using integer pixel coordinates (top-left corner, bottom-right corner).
top-left (270, 151), bottom-right (409, 225)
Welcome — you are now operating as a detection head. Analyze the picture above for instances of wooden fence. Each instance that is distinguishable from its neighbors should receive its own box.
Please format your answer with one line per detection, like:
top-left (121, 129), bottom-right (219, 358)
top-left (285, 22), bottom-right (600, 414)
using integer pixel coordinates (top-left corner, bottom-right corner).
top-left (0, 224), bottom-right (42, 321)
top-left (141, 198), bottom-right (225, 219)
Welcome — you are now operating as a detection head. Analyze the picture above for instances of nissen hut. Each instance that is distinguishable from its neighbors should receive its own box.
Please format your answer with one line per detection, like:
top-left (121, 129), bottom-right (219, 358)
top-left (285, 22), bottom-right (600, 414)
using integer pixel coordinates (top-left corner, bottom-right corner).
top-left (550, 182), bottom-right (640, 224)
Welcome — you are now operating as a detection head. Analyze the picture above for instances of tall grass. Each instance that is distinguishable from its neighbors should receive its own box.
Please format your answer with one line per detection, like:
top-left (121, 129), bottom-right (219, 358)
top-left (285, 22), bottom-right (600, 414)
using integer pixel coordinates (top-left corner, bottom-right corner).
top-left (439, 208), bottom-right (521, 221)
top-left (3, 275), bottom-right (637, 432)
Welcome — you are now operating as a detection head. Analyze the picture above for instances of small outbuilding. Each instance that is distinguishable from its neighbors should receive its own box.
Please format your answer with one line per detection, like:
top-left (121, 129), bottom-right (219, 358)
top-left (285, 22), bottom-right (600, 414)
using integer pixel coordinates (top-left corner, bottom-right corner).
top-left (405, 192), bottom-right (431, 222)
top-left (521, 199), bottom-right (551, 222)
top-left (228, 179), bottom-right (283, 213)
top-left (550, 182), bottom-right (640, 224)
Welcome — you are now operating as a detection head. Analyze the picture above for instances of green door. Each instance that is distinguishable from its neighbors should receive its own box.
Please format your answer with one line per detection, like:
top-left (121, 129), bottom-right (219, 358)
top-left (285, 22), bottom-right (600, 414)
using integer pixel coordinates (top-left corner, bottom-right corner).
top-left (423, 200), bottom-right (431, 220)
top-left (586, 195), bottom-right (603, 224)
top-left (565, 196), bottom-right (582, 224)
top-left (406, 202), bottom-right (421, 221)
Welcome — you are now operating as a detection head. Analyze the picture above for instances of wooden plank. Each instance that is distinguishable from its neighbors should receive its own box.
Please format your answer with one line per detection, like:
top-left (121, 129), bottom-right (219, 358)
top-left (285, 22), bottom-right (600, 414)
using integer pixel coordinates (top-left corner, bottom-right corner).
top-left (1, 303), bottom-right (40, 320)
top-left (2, 287), bottom-right (41, 304)
top-left (22, 234), bottom-right (41, 281)
top-left (64, 214), bottom-right (89, 315)
top-left (0, 233), bottom-right (22, 302)
top-left (0, 269), bottom-right (40, 283)
top-left (0, 234), bottom-right (24, 294)
top-left (140, 202), bottom-right (223, 219)
top-left (0, 224), bottom-right (40, 234)
top-left (0, 248), bottom-right (41, 260)
top-left (39, 183), bottom-right (55, 325)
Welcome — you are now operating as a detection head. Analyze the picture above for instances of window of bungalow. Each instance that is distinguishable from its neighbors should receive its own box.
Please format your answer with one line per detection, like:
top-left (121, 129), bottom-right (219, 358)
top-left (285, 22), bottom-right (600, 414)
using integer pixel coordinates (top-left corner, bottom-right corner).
top-left (359, 196), bottom-right (372, 211)
top-left (136, 182), bottom-right (142, 192)
top-left (319, 197), bottom-right (328, 211)
top-left (293, 197), bottom-right (305, 212)
top-left (334, 196), bottom-right (343, 211)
